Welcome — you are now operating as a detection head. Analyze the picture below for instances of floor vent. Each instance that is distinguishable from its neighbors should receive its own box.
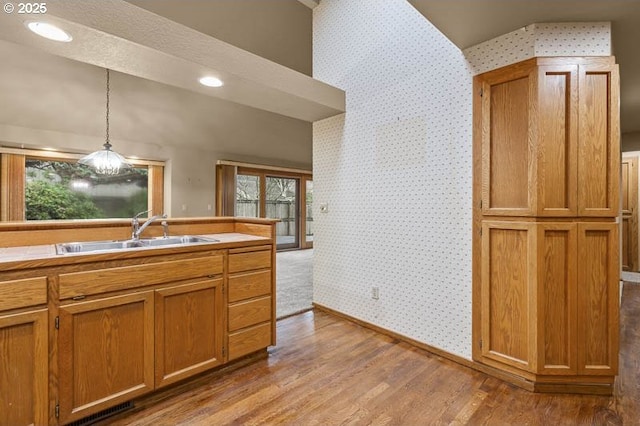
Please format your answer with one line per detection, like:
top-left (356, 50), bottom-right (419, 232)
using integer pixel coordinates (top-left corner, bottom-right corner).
top-left (67, 401), bottom-right (134, 426)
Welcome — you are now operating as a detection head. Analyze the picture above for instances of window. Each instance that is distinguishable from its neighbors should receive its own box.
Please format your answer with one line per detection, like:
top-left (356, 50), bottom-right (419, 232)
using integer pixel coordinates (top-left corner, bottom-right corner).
top-left (0, 149), bottom-right (164, 221)
top-left (216, 161), bottom-right (312, 250)
top-left (25, 158), bottom-right (149, 220)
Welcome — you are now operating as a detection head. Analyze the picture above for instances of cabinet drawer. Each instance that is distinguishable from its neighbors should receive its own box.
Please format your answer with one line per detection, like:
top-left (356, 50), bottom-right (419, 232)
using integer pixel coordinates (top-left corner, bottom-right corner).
top-left (228, 296), bottom-right (271, 332)
top-left (228, 322), bottom-right (272, 360)
top-left (0, 277), bottom-right (47, 311)
top-left (59, 255), bottom-right (223, 299)
top-left (228, 250), bottom-right (271, 273)
top-left (228, 270), bottom-right (271, 303)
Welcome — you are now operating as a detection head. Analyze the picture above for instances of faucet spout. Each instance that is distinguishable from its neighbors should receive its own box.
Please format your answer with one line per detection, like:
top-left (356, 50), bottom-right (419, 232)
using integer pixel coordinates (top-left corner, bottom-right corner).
top-left (131, 212), bottom-right (167, 240)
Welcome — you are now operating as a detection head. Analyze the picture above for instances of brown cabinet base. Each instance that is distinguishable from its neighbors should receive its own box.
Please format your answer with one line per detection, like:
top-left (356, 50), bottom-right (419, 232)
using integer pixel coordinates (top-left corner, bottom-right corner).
top-left (229, 322), bottom-right (272, 361)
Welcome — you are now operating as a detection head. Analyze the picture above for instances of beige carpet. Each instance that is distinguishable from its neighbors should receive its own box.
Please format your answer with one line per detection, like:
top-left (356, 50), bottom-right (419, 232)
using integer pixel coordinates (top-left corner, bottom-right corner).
top-left (276, 248), bottom-right (313, 318)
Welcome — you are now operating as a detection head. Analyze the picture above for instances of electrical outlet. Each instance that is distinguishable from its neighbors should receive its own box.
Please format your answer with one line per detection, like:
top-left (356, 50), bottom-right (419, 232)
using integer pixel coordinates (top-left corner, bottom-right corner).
top-left (371, 286), bottom-right (379, 300)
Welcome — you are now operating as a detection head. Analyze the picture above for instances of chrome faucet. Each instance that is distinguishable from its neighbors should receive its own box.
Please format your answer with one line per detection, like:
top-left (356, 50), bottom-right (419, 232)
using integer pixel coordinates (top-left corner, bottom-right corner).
top-left (161, 220), bottom-right (169, 238)
top-left (131, 210), bottom-right (167, 240)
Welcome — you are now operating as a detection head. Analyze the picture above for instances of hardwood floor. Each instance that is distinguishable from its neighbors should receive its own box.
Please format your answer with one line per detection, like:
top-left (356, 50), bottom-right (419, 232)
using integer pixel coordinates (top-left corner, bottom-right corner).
top-left (99, 284), bottom-right (640, 425)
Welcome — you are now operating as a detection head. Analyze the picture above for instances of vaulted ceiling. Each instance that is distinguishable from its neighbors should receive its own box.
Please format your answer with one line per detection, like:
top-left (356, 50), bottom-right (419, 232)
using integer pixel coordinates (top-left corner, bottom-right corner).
top-left (409, 0), bottom-right (640, 134)
top-left (0, 0), bottom-right (637, 133)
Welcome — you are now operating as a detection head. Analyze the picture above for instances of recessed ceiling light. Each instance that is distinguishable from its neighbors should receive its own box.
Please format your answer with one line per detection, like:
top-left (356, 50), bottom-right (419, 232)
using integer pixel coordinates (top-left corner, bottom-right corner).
top-left (199, 76), bottom-right (224, 88)
top-left (26, 22), bottom-right (72, 42)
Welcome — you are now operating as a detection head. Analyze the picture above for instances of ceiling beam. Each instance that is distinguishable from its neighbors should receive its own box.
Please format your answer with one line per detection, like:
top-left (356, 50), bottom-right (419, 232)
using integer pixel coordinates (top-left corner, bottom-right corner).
top-left (0, 0), bottom-right (343, 122)
top-left (298, 0), bottom-right (320, 10)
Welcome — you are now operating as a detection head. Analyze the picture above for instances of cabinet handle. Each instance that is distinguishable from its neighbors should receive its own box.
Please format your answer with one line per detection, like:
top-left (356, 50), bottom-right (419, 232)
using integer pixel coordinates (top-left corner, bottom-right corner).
top-left (72, 295), bottom-right (86, 300)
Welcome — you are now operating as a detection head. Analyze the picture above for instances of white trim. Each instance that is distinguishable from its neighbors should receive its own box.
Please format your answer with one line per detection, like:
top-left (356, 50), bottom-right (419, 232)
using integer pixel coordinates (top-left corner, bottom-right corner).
top-left (217, 160), bottom-right (311, 175)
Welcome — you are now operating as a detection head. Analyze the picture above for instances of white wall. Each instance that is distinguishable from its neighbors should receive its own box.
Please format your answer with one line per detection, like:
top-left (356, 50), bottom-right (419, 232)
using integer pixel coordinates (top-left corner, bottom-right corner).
top-left (313, 0), bottom-right (474, 358)
top-left (312, 0), bottom-right (615, 360)
top-left (465, 22), bottom-right (611, 73)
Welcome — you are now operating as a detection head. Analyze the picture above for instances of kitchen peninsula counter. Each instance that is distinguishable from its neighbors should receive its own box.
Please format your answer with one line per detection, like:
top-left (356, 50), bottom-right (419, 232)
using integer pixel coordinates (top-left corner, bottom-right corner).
top-left (0, 217), bottom-right (277, 426)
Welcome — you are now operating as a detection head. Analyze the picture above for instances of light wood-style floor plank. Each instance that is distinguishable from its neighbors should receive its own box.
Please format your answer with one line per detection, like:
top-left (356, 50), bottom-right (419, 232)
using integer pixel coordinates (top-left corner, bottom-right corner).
top-left (99, 283), bottom-right (640, 425)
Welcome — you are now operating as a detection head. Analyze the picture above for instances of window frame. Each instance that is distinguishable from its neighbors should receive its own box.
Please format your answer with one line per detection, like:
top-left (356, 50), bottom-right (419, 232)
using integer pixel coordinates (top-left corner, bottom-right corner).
top-left (0, 147), bottom-right (165, 221)
top-left (216, 161), bottom-right (312, 250)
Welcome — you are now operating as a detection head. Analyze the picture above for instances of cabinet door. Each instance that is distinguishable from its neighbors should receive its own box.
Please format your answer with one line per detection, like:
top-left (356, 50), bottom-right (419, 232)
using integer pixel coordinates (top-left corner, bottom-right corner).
top-left (577, 223), bottom-right (619, 375)
top-left (0, 309), bottom-right (48, 426)
top-left (535, 223), bottom-right (577, 375)
top-left (577, 64), bottom-right (620, 217)
top-left (480, 221), bottom-right (537, 371)
top-left (480, 64), bottom-right (537, 216)
top-left (155, 279), bottom-right (224, 388)
top-left (58, 292), bottom-right (154, 425)
top-left (537, 65), bottom-right (578, 216)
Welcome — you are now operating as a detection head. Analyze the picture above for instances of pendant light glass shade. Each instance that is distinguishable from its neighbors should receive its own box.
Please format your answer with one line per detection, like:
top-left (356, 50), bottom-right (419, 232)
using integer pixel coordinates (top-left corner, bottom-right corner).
top-left (79, 69), bottom-right (131, 175)
top-left (78, 142), bottom-right (130, 175)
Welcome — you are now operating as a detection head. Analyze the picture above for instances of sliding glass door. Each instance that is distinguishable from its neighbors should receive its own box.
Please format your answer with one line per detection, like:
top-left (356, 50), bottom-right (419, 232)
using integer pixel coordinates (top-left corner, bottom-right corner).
top-left (266, 176), bottom-right (299, 249)
top-left (304, 179), bottom-right (313, 246)
top-left (235, 174), bottom-right (260, 218)
top-left (217, 162), bottom-right (312, 251)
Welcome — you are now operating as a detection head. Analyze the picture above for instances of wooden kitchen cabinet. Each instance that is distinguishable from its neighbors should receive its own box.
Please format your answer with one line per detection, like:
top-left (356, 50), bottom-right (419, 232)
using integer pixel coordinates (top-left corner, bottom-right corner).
top-left (0, 218), bottom-right (277, 424)
top-left (57, 292), bottom-right (155, 425)
top-left (474, 56), bottom-right (620, 394)
top-left (479, 57), bottom-right (619, 217)
top-left (227, 246), bottom-right (274, 360)
top-left (0, 277), bottom-right (48, 426)
top-left (480, 221), bottom-right (619, 381)
top-left (56, 250), bottom-right (225, 424)
top-left (155, 278), bottom-right (224, 388)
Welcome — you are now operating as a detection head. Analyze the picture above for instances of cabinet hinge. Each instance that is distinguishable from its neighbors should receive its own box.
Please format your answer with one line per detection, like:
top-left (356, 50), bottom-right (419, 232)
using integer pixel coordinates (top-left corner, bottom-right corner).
top-left (480, 200), bottom-right (482, 209)
top-left (55, 404), bottom-right (59, 418)
top-left (222, 346), bottom-right (226, 357)
top-left (479, 88), bottom-right (484, 97)
top-left (55, 316), bottom-right (59, 330)
top-left (480, 228), bottom-right (482, 236)
top-left (479, 339), bottom-right (483, 349)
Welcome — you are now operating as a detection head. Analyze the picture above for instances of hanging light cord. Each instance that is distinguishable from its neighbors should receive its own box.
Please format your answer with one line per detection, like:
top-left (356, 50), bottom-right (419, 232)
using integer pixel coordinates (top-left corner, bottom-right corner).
top-left (105, 68), bottom-right (111, 150)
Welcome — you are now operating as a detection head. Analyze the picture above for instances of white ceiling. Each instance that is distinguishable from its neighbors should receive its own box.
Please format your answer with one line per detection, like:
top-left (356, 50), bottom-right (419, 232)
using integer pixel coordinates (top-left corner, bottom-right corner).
top-left (0, 0), bottom-right (344, 123)
top-left (0, 0), bottom-right (636, 132)
top-left (127, 0), bottom-right (313, 76)
top-left (408, 0), bottom-right (640, 134)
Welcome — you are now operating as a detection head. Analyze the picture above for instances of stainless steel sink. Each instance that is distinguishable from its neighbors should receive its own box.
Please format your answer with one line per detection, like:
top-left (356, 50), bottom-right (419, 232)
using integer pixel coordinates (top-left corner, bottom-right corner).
top-left (55, 235), bottom-right (218, 254)
top-left (142, 235), bottom-right (211, 247)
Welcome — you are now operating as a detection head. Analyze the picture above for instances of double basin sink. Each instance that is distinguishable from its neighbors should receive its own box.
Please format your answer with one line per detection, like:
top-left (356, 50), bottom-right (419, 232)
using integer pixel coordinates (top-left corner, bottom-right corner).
top-left (56, 235), bottom-right (218, 255)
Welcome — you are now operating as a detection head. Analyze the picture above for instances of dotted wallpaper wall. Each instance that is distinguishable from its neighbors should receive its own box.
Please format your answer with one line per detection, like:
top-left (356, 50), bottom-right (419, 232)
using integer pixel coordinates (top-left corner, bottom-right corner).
top-left (313, 0), bottom-right (474, 358)
top-left (312, 0), bottom-right (613, 360)
top-left (466, 22), bottom-right (611, 75)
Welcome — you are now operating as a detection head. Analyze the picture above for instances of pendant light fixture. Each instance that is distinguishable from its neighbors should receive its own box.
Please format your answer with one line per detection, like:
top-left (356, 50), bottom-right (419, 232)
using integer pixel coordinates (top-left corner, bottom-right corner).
top-left (79, 68), bottom-right (131, 175)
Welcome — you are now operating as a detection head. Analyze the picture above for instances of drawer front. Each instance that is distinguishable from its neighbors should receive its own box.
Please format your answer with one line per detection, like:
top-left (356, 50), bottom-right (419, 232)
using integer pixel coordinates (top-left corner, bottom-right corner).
top-left (0, 277), bottom-right (47, 311)
top-left (228, 270), bottom-right (271, 303)
top-left (228, 250), bottom-right (271, 273)
top-left (228, 296), bottom-right (271, 332)
top-left (59, 254), bottom-right (223, 299)
top-left (228, 322), bottom-right (272, 360)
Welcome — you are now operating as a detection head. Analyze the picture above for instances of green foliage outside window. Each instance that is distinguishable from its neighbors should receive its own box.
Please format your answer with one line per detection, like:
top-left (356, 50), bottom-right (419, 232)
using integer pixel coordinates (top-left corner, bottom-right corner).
top-left (26, 180), bottom-right (104, 220)
top-left (25, 159), bottom-right (148, 220)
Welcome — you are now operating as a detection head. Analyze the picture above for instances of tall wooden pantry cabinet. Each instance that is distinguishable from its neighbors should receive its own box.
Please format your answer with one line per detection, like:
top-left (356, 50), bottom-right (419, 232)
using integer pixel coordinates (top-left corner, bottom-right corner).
top-left (472, 57), bottom-right (620, 394)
